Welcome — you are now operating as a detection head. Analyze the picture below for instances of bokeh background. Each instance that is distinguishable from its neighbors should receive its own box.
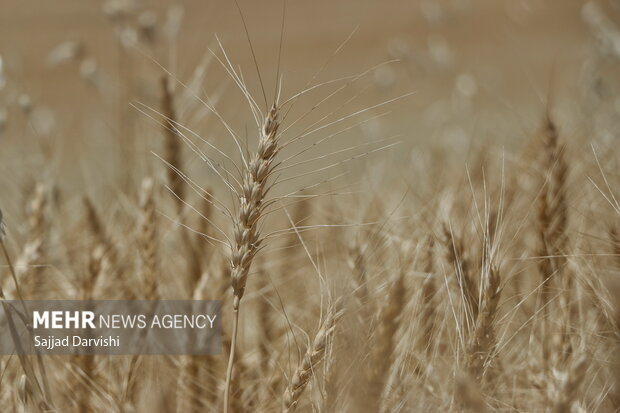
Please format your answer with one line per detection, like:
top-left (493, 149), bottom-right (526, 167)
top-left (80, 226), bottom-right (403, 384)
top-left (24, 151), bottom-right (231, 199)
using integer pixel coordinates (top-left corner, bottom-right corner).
top-left (1, 0), bottom-right (611, 174)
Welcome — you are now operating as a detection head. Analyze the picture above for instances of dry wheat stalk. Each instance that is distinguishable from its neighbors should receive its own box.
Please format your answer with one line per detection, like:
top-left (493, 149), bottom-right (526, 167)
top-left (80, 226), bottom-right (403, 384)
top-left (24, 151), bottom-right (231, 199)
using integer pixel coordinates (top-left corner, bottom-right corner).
top-left (466, 265), bottom-right (502, 383)
top-left (177, 273), bottom-right (221, 413)
top-left (536, 115), bottom-right (569, 289)
top-left (442, 223), bottom-right (479, 329)
top-left (3, 184), bottom-right (47, 299)
top-left (161, 74), bottom-right (184, 210)
top-left (419, 236), bottom-right (436, 355)
top-left (229, 104), bottom-right (280, 311)
top-left (82, 196), bottom-right (131, 299)
top-left (83, 196), bottom-right (118, 266)
top-left (75, 243), bottom-right (109, 412)
top-left (347, 242), bottom-right (370, 307)
top-left (138, 177), bottom-right (158, 300)
top-left (177, 189), bottom-right (218, 413)
top-left (224, 104), bottom-right (280, 412)
top-left (537, 116), bottom-right (568, 275)
top-left (176, 270), bottom-right (223, 413)
top-left (0, 208), bottom-right (54, 411)
top-left (222, 333), bottom-right (250, 413)
top-left (195, 188), bottom-right (214, 260)
top-left (176, 355), bottom-right (211, 413)
top-left (282, 305), bottom-right (343, 412)
top-left (536, 115), bottom-right (569, 366)
top-left (368, 267), bottom-right (407, 410)
top-left (186, 191), bottom-right (214, 295)
top-left (126, 178), bottom-right (166, 410)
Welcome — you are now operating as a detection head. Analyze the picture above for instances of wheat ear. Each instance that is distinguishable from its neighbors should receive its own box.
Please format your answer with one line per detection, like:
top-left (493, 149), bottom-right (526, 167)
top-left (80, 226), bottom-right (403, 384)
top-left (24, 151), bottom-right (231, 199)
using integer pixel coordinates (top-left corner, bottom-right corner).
top-left (467, 265), bottom-right (502, 382)
top-left (2, 184), bottom-right (47, 299)
top-left (368, 267), bottom-right (407, 411)
top-left (282, 305), bottom-right (343, 412)
top-left (442, 223), bottom-right (479, 329)
top-left (161, 74), bottom-right (184, 211)
top-left (83, 196), bottom-right (118, 267)
top-left (536, 115), bottom-right (569, 366)
top-left (138, 177), bottom-right (158, 300)
top-left (224, 104), bottom-right (280, 413)
top-left (0, 209), bottom-right (54, 411)
top-left (419, 236), bottom-right (436, 355)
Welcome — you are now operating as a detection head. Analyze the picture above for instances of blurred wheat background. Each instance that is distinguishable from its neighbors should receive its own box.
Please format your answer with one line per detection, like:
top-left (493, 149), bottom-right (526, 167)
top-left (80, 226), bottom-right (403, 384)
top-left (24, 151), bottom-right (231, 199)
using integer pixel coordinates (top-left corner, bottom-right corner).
top-left (0, 0), bottom-right (619, 412)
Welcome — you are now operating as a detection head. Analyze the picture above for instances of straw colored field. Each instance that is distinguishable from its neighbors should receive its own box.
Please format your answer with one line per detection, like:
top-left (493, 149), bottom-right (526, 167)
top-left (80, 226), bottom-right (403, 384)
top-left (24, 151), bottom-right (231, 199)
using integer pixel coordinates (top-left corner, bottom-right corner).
top-left (0, 1), bottom-right (619, 412)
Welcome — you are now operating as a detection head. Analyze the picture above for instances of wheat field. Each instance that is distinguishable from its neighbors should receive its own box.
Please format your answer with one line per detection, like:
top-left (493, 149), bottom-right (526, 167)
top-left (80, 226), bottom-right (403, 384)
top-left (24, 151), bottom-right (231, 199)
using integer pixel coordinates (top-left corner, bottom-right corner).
top-left (0, 0), bottom-right (619, 412)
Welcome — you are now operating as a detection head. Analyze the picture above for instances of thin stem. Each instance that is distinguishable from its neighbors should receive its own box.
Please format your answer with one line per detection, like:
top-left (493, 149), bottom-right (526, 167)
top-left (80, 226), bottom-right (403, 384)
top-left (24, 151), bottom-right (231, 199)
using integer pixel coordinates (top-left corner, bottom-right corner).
top-left (223, 308), bottom-right (239, 413)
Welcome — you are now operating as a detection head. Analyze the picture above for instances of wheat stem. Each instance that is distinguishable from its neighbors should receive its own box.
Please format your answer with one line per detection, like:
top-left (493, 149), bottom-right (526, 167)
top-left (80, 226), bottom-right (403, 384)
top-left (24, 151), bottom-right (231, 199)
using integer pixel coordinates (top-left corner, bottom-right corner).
top-left (224, 308), bottom-right (239, 413)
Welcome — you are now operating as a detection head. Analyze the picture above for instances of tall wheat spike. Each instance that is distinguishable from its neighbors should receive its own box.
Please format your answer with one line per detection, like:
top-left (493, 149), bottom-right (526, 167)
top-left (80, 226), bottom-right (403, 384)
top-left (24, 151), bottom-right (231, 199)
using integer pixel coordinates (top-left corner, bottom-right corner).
top-left (224, 104), bottom-right (280, 413)
top-left (4, 184), bottom-right (47, 298)
top-left (419, 236), bottom-right (437, 355)
top-left (161, 74), bottom-right (184, 211)
top-left (83, 196), bottom-right (118, 267)
top-left (536, 115), bottom-right (569, 365)
top-left (442, 223), bottom-right (479, 330)
top-left (0, 208), bottom-right (54, 411)
top-left (538, 116), bottom-right (568, 275)
top-left (368, 267), bottom-right (407, 410)
top-left (282, 305), bottom-right (343, 412)
top-left (138, 177), bottom-right (159, 300)
top-left (467, 265), bottom-right (502, 383)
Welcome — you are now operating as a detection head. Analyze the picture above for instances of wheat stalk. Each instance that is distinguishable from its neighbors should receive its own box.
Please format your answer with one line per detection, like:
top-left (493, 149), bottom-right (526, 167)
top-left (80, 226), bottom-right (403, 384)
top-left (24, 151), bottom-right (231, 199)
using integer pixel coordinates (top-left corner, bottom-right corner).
top-left (138, 177), bottom-right (158, 300)
top-left (161, 74), bottom-right (184, 211)
top-left (3, 184), bottom-right (47, 299)
top-left (282, 305), bottom-right (343, 412)
top-left (536, 115), bottom-right (569, 366)
top-left (0, 208), bottom-right (54, 411)
top-left (224, 103), bottom-right (280, 413)
top-left (442, 223), bottom-right (479, 330)
top-left (368, 267), bottom-right (407, 410)
top-left (419, 236), bottom-right (436, 355)
top-left (83, 196), bottom-right (118, 267)
top-left (466, 265), bottom-right (502, 383)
